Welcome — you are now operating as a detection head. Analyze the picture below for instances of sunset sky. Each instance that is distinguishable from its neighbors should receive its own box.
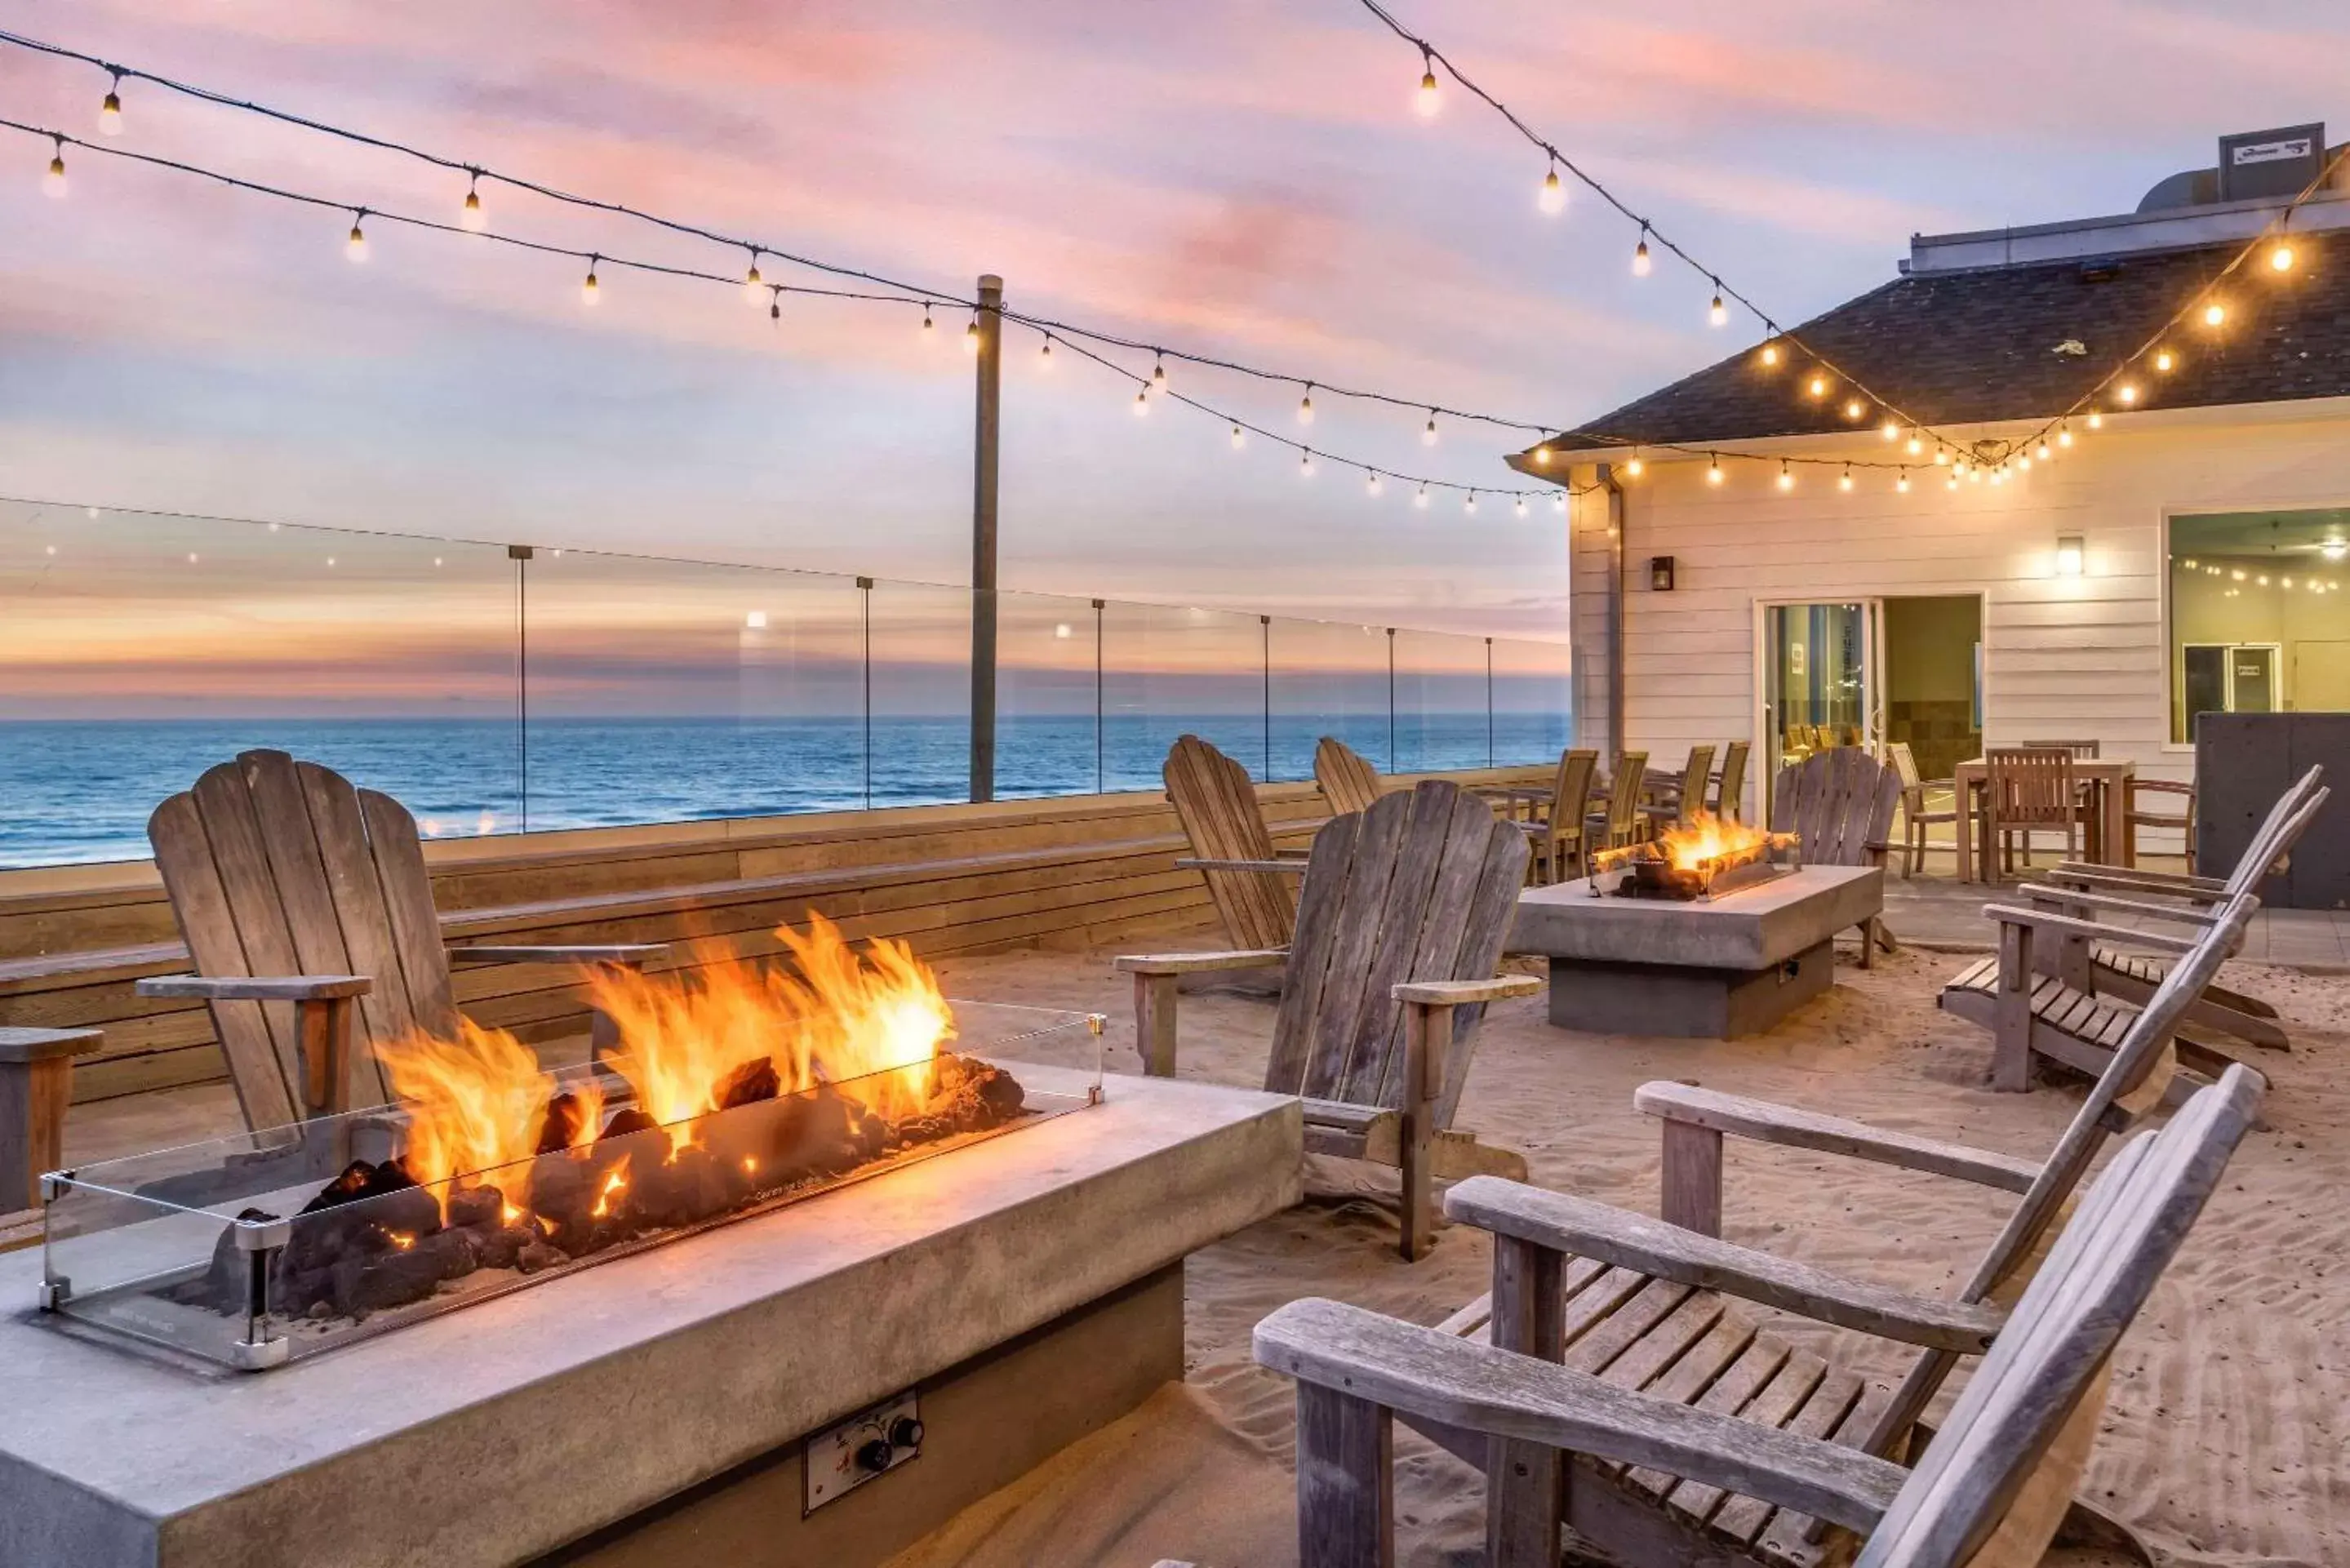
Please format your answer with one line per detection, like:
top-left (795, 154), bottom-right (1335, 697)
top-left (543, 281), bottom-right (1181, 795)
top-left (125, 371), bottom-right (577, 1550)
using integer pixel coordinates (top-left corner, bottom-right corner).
top-left (2, 0), bottom-right (2343, 640)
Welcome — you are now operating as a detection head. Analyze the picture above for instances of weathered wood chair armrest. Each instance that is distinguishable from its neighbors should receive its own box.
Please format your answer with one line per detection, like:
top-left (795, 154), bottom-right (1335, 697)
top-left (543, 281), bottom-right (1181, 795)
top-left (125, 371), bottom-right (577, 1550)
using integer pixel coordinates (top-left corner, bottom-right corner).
top-left (445, 944), bottom-right (669, 966)
top-left (1253, 1296), bottom-right (1905, 1534)
top-left (1392, 975), bottom-right (1543, 1007)
top-left (1633, 1082), bottom-right (2039, 1193)
top-left (2016, 886), bottom-right (2223, 926)
top-left (1980, 904), bottom-right (2201, 955)
top-left (1114, 948), bottom-right (1289, 976)
top-left (2049, 864), bottom-right (2228, 900)
top-left (1173, 855), bottom-right (1310, 874)
top-left (1442, 1176), bottom-right (2005, 1353)
top-left (135, 974), bottom-right (373, 1001)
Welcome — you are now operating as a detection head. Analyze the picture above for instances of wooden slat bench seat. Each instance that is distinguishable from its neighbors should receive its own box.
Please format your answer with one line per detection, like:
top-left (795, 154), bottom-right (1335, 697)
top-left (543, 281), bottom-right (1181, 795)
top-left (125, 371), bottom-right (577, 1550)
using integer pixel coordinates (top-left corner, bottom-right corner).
top-left (1938, 956), bottom-right (2244, 1093)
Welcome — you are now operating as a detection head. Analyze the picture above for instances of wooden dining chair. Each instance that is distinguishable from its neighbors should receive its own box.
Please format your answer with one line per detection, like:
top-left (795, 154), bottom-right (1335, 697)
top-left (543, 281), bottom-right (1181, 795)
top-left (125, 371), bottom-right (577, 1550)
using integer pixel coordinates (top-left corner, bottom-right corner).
top-left (1640, 744), bottom-right (1713, 832)
top-left (1984, 747), bottom-right (2078, 874)
top-left (2022, 739), bottom-right (2101, 758)
top-left (1588, 751), bottom-right (1649, 855)
top-left (1525, 748), bottom-right (1598, 884)
top-left (2122, 778), bottom-right (2197, 873)
top-left (1713, 740), bottom-right (1750, 823)
top-left (1888, 740), bottom-right (1957, 877)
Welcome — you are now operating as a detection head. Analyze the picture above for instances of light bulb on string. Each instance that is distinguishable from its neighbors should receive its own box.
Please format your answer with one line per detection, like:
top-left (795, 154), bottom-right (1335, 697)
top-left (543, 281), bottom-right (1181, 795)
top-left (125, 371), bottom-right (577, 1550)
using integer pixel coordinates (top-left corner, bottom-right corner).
top-left (2117, 383), bottom-right (2139, 406)
top-left (1552, 491), bottom-right (1568, 514)
top-left (1464, 491), bottom-right (1479, 515)
top-left (1881, 418), bottom-right (1899, 442)
top-left (1968, 467), bottom-right (1983, 485)
top-left (963, 313), bottom-right (981, 354)
top-left (1631, 224), bottom-right (1652, 277)
top-left (2037, 439), bottom-right (2051, 461)
top-left (460, 171), bottom-right (486, 231)
top-left (1839, 464), bottom-right (1855, 492)
top-left (2203, 301), bottom-right (2226, 327)
top-left (1946, 473), bottom-right (1960, 491)
top-left (1896, 469), bottom-right (1911, 493)
top-left (2087, 410), bottom-right (2103, 429)
top-left (1415, 483), bottom-right (1430, 509)
top-left (346, 209), bottom-right (370, 262)
top-left (921, 303), bottom-right (935, 338)
top-left (1415, 48), bottom-right (1440, 118)
top-left (1299, 450), bottom-right (1316, 478)
top-left (1423, 411), bottom-right (1439, 446)
top-left (1907, 432), bottom-right (1924, 455)
top-left (1624, 451), bottom-right (1644, 478)
top-left (42, 135), bottom-right (65, 198)
top-left (1366, 469), bottom-right (1383, 497)
top-left (2153, 348), bottom-right (2175, 372)
top-left (1038, 334), bottom-right (1054, 368)
top-left (743, 251), bottom-right (766, 306)
top-left (580, 255), bottom-right (599, 303)
top-left (1152, 355), bottom-right (1167, 389)
top-left (1776, 461), bottom-right (1794, 492)
top-left (1707, 453), bottom-right (1724, 486)
top-left (1807, 373), bottom-right (1828, 399)
top-left (1933, 446), bottom-right (1948, 466)
top-left (2016, 454), bottom-right (2032, 472)
top-left (1298, 384), bottom-right (1315, 424)
top-left (1843, 398), bottom-right (1865, 422)
top-left (768, 288), bottom-right (781, 326)
top-left (1514, 494), bottom-right (1529, 517)
top-left (2059, 424), bottom-right (2074, 447)
top-left (1229, 423), bottom-right (1244, 450)
top-left (100, 73), bottom-right (123, 136)
top-left (1708, 282), bottom-right (1727, 326)
top-left (1538, 158), bottom-right (1566, 215)
top-left (1533, 444), bottom-right (1553, 467)
top-left (1759, 340), bottom-right (1781, 368)
top-left (2270, 239), bottom-right (2295, 273)
top-left (1132, 389), bottom-right (1148, 417)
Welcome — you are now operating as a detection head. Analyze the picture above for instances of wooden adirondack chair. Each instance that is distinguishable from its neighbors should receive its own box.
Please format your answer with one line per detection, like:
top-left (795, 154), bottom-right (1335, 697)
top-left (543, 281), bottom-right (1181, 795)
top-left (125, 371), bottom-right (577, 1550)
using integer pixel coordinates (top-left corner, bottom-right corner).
top-left (2038, 764), bottom-right (2323, 1052)
top-left (1161, 734), bottom-right (1309, 953)
top-left (1254, 1062), bottom-right (2263, 1568)
top-left (1312, 735), bottom-right (1382, 817)
top-left (1770, 747), bottom-right (1900, 963)
top-left (1117, 780), bottom-right (1540, 1259)
top-left (1715, 740), bottom-right (1751, 824)
top-left (1944, 783), bottom-right (2327, 1093)
top-left (1391, 890), bottom-right (2248, 1566)
top-left (136, 750), bottom-right (667, 1130)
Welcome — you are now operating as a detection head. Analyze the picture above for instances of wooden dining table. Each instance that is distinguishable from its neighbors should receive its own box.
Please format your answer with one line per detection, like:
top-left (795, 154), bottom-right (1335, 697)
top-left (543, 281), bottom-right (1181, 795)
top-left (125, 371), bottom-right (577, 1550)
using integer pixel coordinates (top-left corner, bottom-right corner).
top-left (1951, 757), bottom-right (2135, 882)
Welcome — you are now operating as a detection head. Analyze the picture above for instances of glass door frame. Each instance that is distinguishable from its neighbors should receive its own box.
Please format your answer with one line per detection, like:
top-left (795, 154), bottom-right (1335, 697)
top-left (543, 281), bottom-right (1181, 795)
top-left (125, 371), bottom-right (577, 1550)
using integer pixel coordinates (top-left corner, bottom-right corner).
top-left (1753, 597), bottom-right (1884, 823)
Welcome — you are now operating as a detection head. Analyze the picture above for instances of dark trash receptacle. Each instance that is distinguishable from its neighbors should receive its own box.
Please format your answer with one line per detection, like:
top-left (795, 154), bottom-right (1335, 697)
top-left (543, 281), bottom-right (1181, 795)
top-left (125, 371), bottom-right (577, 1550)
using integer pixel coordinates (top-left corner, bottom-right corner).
top-left (2195, 713), bottom-right (2348, 908)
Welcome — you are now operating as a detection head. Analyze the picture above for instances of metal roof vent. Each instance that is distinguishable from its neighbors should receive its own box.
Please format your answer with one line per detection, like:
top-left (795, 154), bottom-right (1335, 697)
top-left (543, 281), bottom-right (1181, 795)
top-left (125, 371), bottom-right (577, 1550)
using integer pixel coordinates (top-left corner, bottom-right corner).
top-left (2219, 124), bottom-right (2326, 202)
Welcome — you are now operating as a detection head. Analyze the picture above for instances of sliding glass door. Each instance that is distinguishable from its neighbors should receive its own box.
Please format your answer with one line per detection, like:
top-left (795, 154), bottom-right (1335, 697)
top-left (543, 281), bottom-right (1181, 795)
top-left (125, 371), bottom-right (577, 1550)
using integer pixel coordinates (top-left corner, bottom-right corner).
top-left (1761, 601), bottom-right (1877, 814)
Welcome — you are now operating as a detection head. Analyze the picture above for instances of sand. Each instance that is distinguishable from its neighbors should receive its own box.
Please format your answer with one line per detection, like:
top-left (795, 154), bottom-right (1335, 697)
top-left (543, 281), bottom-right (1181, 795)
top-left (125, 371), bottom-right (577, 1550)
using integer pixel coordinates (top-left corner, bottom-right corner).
top-left (890, 942), bottom-right (2350, 1568)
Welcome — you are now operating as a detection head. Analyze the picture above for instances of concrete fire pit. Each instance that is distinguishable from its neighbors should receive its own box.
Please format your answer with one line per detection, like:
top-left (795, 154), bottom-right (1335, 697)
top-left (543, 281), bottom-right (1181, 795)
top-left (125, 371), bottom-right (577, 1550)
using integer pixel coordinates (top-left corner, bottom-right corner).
top-left (1511, 864), bottom-right (1884, 1038)
top-left (0, 1066), bottom-right (1299, 1568)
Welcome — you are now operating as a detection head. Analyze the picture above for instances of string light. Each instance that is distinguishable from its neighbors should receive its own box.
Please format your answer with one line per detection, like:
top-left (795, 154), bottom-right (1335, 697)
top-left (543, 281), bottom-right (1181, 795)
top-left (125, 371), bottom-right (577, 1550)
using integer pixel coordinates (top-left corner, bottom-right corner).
top-left (1842, 398), bottom-right (1865, 421)
top-left (921, 303), bottom-right (934, 337)
top-left (1552, 491), bottom-right (1567, 514)
top-left (1423, 410), bottom-right (1438, 446)
top-left (1298, 384), bottom-right (1315, 424)
top-left (1538, 158), bottom-right (1566, 215)
top-left (42, 133), bottom-right (64, 197)
top-left (964, 312), bottom-right (981, 353)
top-left (1623, 451), bottom-right (1644, 478)
top-left (768, 287), bottom-right (781, 325)
top-left (1776, 460), bottom-right (1794, 491)
top-left (1152, 354), bottom-right (1167, 389)
top-left (1708, 283), bottom-right (1727, 327)
top-left (1039, 334), bottom-right (1054, 366)
top-left (1514, 494), bottom-right (1528, 517)
top-left (2153, 348), bottom-right (2175, 372)
top-left (1532, 443), bottom-right (1551, 467)
top-left (460, 170), bottom-right (485, 231)
top-left (1366, 469), bottom-right (1383, 496)
top-left (1807, 374), bottom-right (1828, 399)
top-left (1759, 341), bottom-right (1782, 368)
top-left (1415, 482), bottom-right (1430, 508)
top-left (1229, 422), bottom-right (1243, 449)
top-left (1299, 450), bottom-right (1315, 478)
top-left (1707, 453), bottom-right (1723, 485)
top-left (1933, 446), bottom-right (1948, 466)
top-left (580, 255), bottom-right (598, 303)
top-left (1880, 419), bottom-right (1899, 442)
top-left (2016, 454), bottom-right (2031, 471)
top-left (1415, 47), bottom-right (1439, 118)
top-left (345, 208), bottom-right (368, 262)
top-left (743, 250), bottom-right (765, 305)
top-left (1839, 464), bottom-right (1854, 491)
top-left (1945, 472), bottom-right (1960, 491)
top-left (2203, 301), bottom-right (2226, 327)
top-left (1906, 431), bottom-right (1924, 455)
top-left (1133, 388), bottom-right (1149, 416)
top-left (2037, 439), bottom-right (2051, 461)
top-left (1464, 490), bottom-right (1478, 514)
top-left (2117, 383), bottom-right (2139, 405)
top-left (99, 72), bottom-right (122, 136)
top-left (1896, 469), bottom-right (1911, 493)
top-left (2058, 424), bottom-right (2074, 447)
top-left (2269, 239), bottom-right (2295, 273)
top-left (1631, 224), bottom-right (1651, 277)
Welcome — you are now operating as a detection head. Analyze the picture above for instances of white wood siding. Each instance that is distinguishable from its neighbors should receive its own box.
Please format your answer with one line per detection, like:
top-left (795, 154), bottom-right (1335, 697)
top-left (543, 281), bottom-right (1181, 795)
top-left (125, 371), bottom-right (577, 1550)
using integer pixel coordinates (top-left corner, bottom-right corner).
top-left (1570, 401), bottom-right (2350, 823)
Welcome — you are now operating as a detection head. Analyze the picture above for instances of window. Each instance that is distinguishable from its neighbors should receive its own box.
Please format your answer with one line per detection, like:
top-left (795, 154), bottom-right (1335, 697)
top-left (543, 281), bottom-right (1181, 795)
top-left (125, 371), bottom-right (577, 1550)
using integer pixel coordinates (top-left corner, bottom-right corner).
top-left (2169, 508), bottom-right (2350, 742)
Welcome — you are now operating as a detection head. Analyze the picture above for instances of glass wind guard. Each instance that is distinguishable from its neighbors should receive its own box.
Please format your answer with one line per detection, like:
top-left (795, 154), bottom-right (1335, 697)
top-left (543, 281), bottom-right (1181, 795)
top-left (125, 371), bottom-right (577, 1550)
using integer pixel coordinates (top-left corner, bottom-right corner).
top-left (39, 1004), bottom-right (1104, 1371)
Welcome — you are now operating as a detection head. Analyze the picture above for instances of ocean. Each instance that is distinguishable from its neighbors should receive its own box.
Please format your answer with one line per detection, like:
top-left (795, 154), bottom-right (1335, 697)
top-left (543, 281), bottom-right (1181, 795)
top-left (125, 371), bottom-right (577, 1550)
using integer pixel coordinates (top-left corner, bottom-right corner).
top-left (0, 713), bottom-right (1572, 868)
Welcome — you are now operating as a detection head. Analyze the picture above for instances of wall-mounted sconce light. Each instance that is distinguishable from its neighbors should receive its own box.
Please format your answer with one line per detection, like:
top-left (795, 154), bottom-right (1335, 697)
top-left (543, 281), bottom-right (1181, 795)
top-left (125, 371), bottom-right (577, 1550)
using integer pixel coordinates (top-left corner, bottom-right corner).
top-left (2055, 534), bottom-right (2085, 576)
top-left (1650, 555), bottom-right (1676, 591)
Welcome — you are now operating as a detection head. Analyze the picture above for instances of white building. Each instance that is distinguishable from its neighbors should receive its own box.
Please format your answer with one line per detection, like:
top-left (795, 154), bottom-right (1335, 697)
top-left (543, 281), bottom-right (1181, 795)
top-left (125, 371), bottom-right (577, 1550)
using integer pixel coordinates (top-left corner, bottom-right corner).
top-left (1522, 126), bottom-right (2350, 826)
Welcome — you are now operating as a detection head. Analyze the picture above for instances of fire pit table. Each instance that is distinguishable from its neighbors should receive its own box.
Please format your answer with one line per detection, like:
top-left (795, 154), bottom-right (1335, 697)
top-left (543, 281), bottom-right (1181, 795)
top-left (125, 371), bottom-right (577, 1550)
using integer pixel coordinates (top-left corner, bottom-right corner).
top-left (1511, 864), bottom-right (1884, 1038)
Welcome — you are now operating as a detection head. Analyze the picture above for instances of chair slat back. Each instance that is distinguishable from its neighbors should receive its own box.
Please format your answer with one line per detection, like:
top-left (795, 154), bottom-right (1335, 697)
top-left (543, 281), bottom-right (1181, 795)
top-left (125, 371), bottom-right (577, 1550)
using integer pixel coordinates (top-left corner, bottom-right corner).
top-left (1549, 748), bottom-right (1598, 830)
top-left (1599, 753), bottom-right (1648, 846)
top-left (1859, 1067), bottom-right (2262, 1568)
top-left (2218, 765), bottom-right (2327, 898)
top-left (1313, 736), bottom-right (1382, 817)
top-left (1674, 745), bottom-right (1716, 827)
top-left (1888, 740), bottom-right (1924, 793)
top-left (1164, 734), bottom-right (1295, 951)
top-left (2020, 738), bottom-right (2100, 758)
top-left (1986, 748), bottom-right (2076, 827)
top-left (148, 750), bottom-right (455, 1124)
top-left (1714, 741), bottom-right (1750, 823)
top-left (1770, 747), bottom-right (1900, 868)
top-left (1266, 782), bottom-right (1528, 1121)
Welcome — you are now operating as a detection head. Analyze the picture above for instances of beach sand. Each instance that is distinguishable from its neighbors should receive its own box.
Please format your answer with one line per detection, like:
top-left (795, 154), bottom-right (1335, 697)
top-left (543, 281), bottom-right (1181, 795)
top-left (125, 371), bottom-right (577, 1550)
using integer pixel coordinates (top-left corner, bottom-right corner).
top-left (893, 942), bottom-right (2350, 1568)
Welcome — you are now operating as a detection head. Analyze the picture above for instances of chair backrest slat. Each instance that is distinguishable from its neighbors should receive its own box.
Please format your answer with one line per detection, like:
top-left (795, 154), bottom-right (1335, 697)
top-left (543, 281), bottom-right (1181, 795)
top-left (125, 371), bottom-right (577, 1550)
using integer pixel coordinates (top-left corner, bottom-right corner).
top-left (2019, 738), bottom-right (2099, 758)
top-left (1550, 748), bottom-right (1598, 833)
top-left (1601, 753), bottom-right (1648, 845)
top-left (1268, 782), bottom-right (1528, 1112)
top-left (1860, 1067), bottom-right (2262, 1568)
top-left (1164, 735), bottom-right (1295, 950)
top-left (1888, 740), bottom-right (1924, 793)
top-left (1714, 741), bottom-right (1750, 823)
top-left (1313, 736), bottom-right (1382, 817)
top-left (1985, 748), bottom-right (2076, 825)
top-left (1770, 748), bottom-right (1900, 868)
top-left (1676, 745), bottom-right (1716, 827)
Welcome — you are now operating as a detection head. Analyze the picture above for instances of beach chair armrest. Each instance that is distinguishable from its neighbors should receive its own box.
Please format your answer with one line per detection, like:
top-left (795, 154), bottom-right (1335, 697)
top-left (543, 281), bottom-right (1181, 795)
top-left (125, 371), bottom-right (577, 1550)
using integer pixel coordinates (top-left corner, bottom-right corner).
top-left (2048, 865), bottom-right (2228, 900)
top-left (1254, 1297), bottom-right (1905, 1535)
top-left (1393, 975), bottom-right (1543, 1008)
top-left (2016, 886), bottom-right (2223, 926)
top-left (1633, 1082), bottom-right (2039, 1193)
top-left (1114, 948), bottom-right (1288, 976)
top-left (1174, 855), bottom-right (1310, 873)
top-left (446, 944), bottom-right (669, 966)
top-left (1980, 904), bottom-right (2201, 955)
top-left (136, 973), bottom-right (372, 1002)
top-left (1442, 1176), bottom-right (2006, 1353)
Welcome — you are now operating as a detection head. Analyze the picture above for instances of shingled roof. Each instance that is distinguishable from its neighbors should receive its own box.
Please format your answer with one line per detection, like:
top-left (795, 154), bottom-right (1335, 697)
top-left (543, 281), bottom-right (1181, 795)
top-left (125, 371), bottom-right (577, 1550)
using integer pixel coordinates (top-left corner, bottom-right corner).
top-left (1552, 226), bottom-right (2350, 451)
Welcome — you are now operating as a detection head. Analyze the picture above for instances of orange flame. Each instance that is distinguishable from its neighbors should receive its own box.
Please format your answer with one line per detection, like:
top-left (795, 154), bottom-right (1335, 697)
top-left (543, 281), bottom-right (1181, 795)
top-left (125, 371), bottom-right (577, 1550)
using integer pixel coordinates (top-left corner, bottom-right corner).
top-left (378, 1017), bottom-right (554, 1197)
top-left (1653, 811), bottom-right (1773, 874)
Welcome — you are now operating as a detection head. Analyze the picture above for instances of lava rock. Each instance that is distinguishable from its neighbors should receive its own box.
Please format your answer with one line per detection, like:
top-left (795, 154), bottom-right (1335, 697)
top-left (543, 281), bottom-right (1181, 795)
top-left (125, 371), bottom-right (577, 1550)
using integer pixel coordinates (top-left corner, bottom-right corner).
top-left (714, 1057), bottom-right (780, 1109)
top-left (515, 1241), bottom-right (568, 1275)
top-left (200, 1206), bottom-right (281, 1311)
top-left (470, 1223), bottom-right (535, 1270)
top-left (420, 1226), bottom-right (481, 1281)
top-left (445, 1184), bottom-right (505, 1231)
top-left (331, 1245), bottom-right (443, 1317)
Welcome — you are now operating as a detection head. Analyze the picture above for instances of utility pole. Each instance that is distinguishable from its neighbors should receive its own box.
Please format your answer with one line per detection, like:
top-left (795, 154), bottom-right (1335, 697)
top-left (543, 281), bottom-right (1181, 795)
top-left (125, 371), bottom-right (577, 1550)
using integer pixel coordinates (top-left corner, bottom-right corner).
top-left (970, 273), bottom-right (1002, 803)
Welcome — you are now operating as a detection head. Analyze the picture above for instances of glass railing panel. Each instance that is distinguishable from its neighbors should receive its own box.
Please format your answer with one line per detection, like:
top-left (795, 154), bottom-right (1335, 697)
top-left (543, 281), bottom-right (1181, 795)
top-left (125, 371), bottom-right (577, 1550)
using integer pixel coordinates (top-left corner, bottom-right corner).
top-left (520, 549), bottom-right (866, 830)
top-left (1268, 617), bottom-right (1391, 780)
top-left (1393, 631), bottom-right (1495, 774)
top-left (869, 580), bottom-right (973, 808)
top-left (0, 501), bottom-right (519, 868)
top-left (1101, 602), bottom-right (1267, 791)
top-left (993, 592), bottom-right (1103, 799)
top-left (1489, 635), bottom-right (1575, 766)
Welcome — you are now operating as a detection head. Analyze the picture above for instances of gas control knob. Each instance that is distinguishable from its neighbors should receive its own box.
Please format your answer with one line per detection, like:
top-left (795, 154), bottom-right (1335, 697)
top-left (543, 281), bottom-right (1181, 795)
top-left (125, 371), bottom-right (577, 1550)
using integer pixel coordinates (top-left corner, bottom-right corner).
top-left (887, 1415), bottom-right (926, 1450)
top-left (855, 1437), bottom-right (895, 1475)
